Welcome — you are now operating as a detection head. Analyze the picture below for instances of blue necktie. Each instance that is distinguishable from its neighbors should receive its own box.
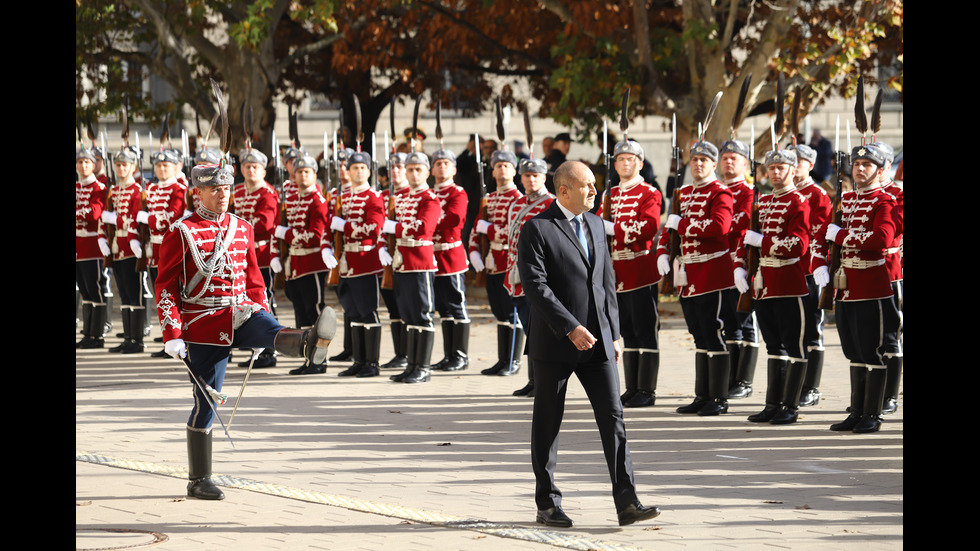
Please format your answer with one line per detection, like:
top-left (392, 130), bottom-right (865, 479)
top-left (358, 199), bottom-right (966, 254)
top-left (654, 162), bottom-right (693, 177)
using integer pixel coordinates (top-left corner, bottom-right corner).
top-left (572, 215), bottom-right (590, 263)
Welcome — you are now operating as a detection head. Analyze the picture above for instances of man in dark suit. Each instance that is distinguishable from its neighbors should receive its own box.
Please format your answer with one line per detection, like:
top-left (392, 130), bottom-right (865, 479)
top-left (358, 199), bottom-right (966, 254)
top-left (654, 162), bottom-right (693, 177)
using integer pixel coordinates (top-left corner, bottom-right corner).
top-left (517, 161), bottom-right (661, 528)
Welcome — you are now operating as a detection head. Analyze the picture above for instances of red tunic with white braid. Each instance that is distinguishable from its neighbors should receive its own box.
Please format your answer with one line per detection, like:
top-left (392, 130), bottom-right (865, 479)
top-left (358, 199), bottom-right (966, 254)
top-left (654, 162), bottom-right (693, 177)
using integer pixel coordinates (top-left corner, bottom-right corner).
top-left (432, 181), bottom-right (469, 276)
top-left (282, 187), bottom-right (330, 279)
top-left (831, 184), bottom-right (897, 301)
top-left (468, 184), bottom-right (522, 275)
top-left (880, 180), bottom-right (903, 282)
top-left (597, 178), bottom-right (663, 292)
top-left (503, 189), bottom-right (555, 297)
top-left (109, 180), bottom-right (142, 261)
top-left (656, 179), bottom-right (735, 297)
top-left (333, 184), bottom-right (385, 278)
top-left (155, 209), bottom-right (269, 346)
top-left (145, 178), bottom-right (188, 268)
top-left (735, 187), bottom-right (811, 299)
top-left (76, 175), bottom-right (107, 261)
top-left (234, 182), bottom-right (279, 268)
top-left (795, 177), bottom-right (833, 274)
top-left (725, 177), bottom-right (754, 264)
top-left (393, 186), bottom-right (440, 273)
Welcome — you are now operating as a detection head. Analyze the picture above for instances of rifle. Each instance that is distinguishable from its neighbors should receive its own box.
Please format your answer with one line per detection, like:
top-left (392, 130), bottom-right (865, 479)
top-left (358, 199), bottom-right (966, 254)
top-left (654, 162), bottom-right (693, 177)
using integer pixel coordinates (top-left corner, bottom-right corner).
top-left (136, 115), bottom-right (170, 272)
top-left (659, 113), bottom-right (682, 296)
top-left (272, 130), bottom-right (288, 290)
top-left (602, 89), bottom-right (631, 232)
top-left (817, 118), bottom-right (847, 311)
top-left (381, 99), bottom-right (397, 290)
top-left (328, 104), bottom-right (349, 287)
top-left (101, 128), bottom-right (117, 268)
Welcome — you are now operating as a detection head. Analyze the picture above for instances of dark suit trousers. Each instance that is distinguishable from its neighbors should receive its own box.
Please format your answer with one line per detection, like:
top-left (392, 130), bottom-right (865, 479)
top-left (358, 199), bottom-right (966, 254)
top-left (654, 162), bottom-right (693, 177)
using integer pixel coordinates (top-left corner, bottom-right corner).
top-left (532, 352), bottom-right (638, 512)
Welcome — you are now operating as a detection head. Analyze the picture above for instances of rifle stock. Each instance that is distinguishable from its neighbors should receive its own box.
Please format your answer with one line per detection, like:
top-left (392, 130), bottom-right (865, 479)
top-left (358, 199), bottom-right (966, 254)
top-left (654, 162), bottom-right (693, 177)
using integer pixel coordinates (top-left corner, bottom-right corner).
top-left (380, 191), bottom-right (396, 290)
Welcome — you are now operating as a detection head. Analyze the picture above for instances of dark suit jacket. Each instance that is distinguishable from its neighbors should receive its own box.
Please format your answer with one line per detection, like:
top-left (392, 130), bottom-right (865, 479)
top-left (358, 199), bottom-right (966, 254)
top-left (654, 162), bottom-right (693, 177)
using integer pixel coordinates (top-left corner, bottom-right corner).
top-left (517, 201), bottom-right (620, 364)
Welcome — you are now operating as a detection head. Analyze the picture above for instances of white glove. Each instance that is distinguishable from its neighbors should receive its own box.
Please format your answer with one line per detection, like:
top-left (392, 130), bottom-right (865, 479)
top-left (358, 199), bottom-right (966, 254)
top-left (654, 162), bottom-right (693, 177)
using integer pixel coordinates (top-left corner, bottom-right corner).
top-left (98, 238), bottom-right (111, 257)
top-left (476, 219), bottom-right (492, 234)
top-left (734, 267), bottom-right (750, 294)
top-left (379, 247), bottom-right (393, 266)
top-left (136, 211), bottom-right (149, 225)
top-left (165, 339), bottom-right (187, 359)
top-left (813, 265), bottom-right (830, 288)
top-left (382, 219), bottom-right (398, 234)
top-left (657, 254), bottom-right (671, 276)
top-left (330, 216), bottom-right (347, 232)
top-left (129, 239), bottom-right (142, 258)
top-left (101, 211), bottom-right (118, 225)
top-left (825, 223), bottom-right (841, 243)
top-left (251, 348), bottom-right (263, 360)
top-left (666, 214), bottom-right (681, 230)
top-left (744, 230), bottom-right (763, 248)
top-left (275, 225), bottom-right (289, 239)
top-left (322, 248), bottom-right (338, 270)
top-left (603, 219), bottom-right (615, 236)
top-left (469, 250), bottom-right (485, 272)
top-left (270, 256), bottom-right (282, 273)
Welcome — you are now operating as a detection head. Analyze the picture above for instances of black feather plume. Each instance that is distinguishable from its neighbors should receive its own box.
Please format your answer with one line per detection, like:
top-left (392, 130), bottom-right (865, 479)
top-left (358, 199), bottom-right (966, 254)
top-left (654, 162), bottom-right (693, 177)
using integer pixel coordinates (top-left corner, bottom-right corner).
top-left (495, 96), bottom-right (505, 144)
top-left (523, 104), bottom-right (534, 157)
top-left (411, 95), bottom-right (422, 152)
top-left (732, 73), bottom-right (752, 138)
top-left (774, 74), bottom-right (785, 142)
top-left (871, 88), bottom-right (883, 137)
top-left (791, 86), bottom-right (803, 145)
top-left (389, 98), bottom-right (396, 152)
top-left (121, 102), bottom-right (130, 146)
top-left (854, 76), bottom-right (868, 136)
top-left (353, 95), bottom-right (363, 149)
top-left (620, 88), bottom-right (631, 135)
top-left (436, 97), bottom-right (444, 143)
top-left (209, 78), bottom-right (228, 157)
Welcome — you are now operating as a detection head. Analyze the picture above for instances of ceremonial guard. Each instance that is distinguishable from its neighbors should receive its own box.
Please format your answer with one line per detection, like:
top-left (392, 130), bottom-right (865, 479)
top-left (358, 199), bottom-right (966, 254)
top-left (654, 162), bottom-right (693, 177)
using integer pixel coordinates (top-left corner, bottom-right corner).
top-left (382, 149), bottom-right (441, 383)
top-left (718, 139), bottom-right (759, 399)
top-left (598, 139), bottom-right (663, 408)
top-left (233, 146), bottom-right (280, 368)
top-left (329, 150), bottom-right (387, 378)
top-left (789, 143), bottom-right (833, 407)
top-left (101, 146), bottom-right (148, 353)
top-left (657, 140), bottom-right (736, 416)
top-left (734, 148), bottom-right (812, 424)
top-left (76, 146), bottom-right (110, 348)
top-left (825, 145), bottom-right (899, 433)
top-left (327, 147), bottom-right (357, 364)
top-left (429, 147), bottom-right (472, 373)
top-left (873, 141), bottom-right (903, 414)
top-left (504, 155), bottom-right (555, 397)
top-left (378, 152), bottom-right (411, 371)
top-left (156, 162), bottom-right (336, 500)
top-left (138, 148), bottom-right (188, 356)
top-left (274, 154), bottom-right (335, 375)
top-left (470, 149), bottom-right (524, 376)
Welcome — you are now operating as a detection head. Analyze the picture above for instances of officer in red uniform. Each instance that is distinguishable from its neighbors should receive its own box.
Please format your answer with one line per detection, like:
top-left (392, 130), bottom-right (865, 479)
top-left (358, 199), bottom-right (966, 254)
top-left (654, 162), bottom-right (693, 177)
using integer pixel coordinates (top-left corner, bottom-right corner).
top-left (101, 146), bottom-right (148, 353)
top-left (598, 139), bottom-right (663, 408)
top-left (274, 154), bottom-right (335, 375)
top-left (76, 146), bottom-right (110, 348)
top-left (382, 151), bottom-right (441, 383)
top-left (871, 141), bottom-right (903, 415)
top-left (824, 145), bottom-right (899, 433)
top-left (233, 147), bottom-right (280, 368)
top-left (379, 152), bottom-right (411, 371)
top-left (429, 148), bottom-right (471, 373)
top-left (734, 148), bottom-right (812, 425)
top-left (789, 143), bottom-right (833, 407)
top-left (470, 149), bottom-right (524, 376)
top-left (329, 150), bottom-right (387, 378)
top-left (718, 139), bottom-right (759, 399)
top-left (138, 148), bottom-right (189, 357)
top-left (657, 140), bottom-right (736, 416)
top-left (157, 162), bottom-right (336, 500)
top-left (505, 157), bottom-right (555, 396)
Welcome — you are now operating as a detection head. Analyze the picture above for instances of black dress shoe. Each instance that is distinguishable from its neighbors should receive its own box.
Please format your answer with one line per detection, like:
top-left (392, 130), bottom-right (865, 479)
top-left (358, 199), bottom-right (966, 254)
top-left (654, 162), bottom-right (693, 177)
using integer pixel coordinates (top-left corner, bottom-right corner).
top-left (799, 387), bottom-right (821, 407)
top-left (617, 502), bottom-right (661, 526)
top-left (536, 506), bottom-right (573, 528)
top-left (150, 348), bottom-right (169, 358)
top-left (187, 477), bottom-right (225, 500)
top-left (513, 382), bottom-right (534, 397)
